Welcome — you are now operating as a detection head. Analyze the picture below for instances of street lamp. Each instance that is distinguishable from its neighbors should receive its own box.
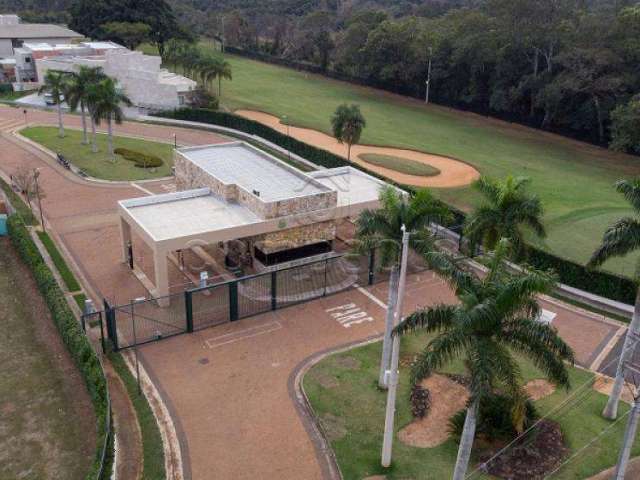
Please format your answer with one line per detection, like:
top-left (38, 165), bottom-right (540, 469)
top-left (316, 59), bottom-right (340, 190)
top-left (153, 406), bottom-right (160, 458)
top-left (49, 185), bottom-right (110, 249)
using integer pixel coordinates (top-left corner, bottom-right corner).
top-left (173, 133), bottom-right (177, 149)
top-left (282, 115), bottom-right (291, 163)
top-left (33, 168), bottom-right (45, 231)
top-left (425, 47), bottom-right (433, 104)
top-left (23, 109), bottom-right (27, 124)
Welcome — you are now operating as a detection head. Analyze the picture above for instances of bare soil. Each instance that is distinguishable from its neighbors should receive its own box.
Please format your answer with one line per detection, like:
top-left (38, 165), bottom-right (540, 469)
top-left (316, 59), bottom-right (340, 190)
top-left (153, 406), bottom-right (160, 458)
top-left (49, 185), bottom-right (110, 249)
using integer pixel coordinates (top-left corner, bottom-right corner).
top-left (524, 379), bottom-right (556, 401)
top-left (236, 110), bottom-right (480, 188)
top-left (398, 374), bottom-right (469, 448)
top-left (0, 238), bottom-right (96, 480)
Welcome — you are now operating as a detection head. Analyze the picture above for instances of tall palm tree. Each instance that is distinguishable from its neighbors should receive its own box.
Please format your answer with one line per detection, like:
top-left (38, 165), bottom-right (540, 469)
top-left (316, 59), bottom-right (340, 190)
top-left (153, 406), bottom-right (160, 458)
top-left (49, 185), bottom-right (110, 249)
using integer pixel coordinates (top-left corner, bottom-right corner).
top-left (393, 239), bottom-right (574, 480)
top-left (38, 70), bottom-right (68, 138)
top-left (331, 103), bottom-right (366, 162)
top-left (65, 66), bottom-right (105, 145)
top-left (589, 179), bottom-right (640, 419)
top-left (464, 175), bottom-right (546, 258)
top-left (214, 57), bottom-right (232, 98)
top-left (90, 77), bottom-right (132, 159)
top-left (356, 186), bottom-right (450, 388)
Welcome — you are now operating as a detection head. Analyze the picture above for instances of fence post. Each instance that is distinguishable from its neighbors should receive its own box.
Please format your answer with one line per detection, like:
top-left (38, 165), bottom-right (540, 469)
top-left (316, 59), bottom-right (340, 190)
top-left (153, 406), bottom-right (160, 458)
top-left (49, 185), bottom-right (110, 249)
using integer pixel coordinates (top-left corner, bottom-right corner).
top-left (271, 271), bottom-right (277, 311)
top-left (229, 281), bottom-right (239, 321)
top-left (368, 248), bottom-right (376, 285)
top-left (105, 304), bottom-right (118, 351)
top-left (185, 290), bottom-right (194, 333)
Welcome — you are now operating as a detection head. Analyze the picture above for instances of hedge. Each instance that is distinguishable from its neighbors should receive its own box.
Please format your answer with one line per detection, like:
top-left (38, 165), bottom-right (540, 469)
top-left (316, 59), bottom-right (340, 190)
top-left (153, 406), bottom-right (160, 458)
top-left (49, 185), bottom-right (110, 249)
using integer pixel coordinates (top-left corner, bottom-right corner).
top-left (7, 215), bottom-right (110, 479)
top-left (37, 231), bottom-right (82, 292)
top-left (0, 176), bottom-right (38, 225)
top-left (154, 107), bottom-right (639, 305)
top-left (114, 147), bottom-right (164, 168)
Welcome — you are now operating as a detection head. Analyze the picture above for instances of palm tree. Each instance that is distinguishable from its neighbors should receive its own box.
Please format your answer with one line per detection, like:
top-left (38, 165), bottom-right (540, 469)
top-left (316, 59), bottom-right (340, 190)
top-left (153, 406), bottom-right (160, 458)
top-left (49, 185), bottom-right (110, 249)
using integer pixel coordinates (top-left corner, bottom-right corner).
top-left (464, 175), bottom-right (546, 258)
top-left (331, 103), bottom-right (366, 162)
top-left (90, 77), bottom-right (132, 159)
top-left (393, 239), bottom-right (574, 480)
top-left (214, 57), bottom-right (232, 98)
top-left (356, 186), bottom-right (449, 388)
top-left (589, 179), bottom-right (640, 419)
top-left (38, 70), bottom-right (68, 138)
top-left (65, 66), bottom-right (105, 145)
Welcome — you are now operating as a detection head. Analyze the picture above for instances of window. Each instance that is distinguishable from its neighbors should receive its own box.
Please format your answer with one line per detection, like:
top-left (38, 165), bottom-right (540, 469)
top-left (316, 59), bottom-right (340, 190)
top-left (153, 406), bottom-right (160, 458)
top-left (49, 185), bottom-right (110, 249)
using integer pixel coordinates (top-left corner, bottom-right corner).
top-left (24, 57), bottom-right (31, 63)
top-left (11, 39), bottom-right (23, 48)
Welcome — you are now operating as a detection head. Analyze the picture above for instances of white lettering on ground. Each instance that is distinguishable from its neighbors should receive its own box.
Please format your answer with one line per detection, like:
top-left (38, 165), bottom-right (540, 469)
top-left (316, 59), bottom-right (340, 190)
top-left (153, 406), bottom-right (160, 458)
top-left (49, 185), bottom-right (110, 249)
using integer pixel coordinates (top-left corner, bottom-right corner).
top-left (325, 303), bottom-right (374, 328)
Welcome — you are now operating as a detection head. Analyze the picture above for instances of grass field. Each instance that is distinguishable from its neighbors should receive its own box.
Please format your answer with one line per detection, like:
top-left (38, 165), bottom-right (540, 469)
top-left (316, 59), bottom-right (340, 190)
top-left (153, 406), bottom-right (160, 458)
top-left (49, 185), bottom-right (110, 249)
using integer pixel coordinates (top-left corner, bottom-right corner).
top-left (0, 238), bottom-right (95, 479)
top-left (359, 153), bottom-right (441, 176)
top-left (304, 332), bottom-right (636, 480)
top-left (21, 126), bottom-right (173, 181)
top-left (219, 55), bottom-right (640, 277)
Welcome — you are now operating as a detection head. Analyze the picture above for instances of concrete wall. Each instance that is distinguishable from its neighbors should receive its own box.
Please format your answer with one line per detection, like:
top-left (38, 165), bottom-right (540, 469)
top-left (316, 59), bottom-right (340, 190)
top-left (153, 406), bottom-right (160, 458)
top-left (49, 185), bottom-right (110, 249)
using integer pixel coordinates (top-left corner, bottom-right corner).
top-left (0, 39), bottom-right (13, 57)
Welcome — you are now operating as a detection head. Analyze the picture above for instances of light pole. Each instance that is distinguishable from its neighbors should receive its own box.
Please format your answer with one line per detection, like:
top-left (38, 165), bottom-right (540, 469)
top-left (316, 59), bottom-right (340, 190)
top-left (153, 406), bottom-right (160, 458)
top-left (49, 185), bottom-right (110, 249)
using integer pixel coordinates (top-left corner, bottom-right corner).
top-left (220, 16), bottom-right (225, 54)
top-left (173, 133), bottom-right (177, 149)
top-left (130, 296), bottom-right (146, 395)
top-left (381, 225), bottom-right (410, 467)
top-left (425, 47), bottom-right (433, 104)
top-left (33, 168), bottom-right (44, 231)
top-left (23, 109), bottom-right (27, 124)
top-left (282, 115), bottom-right (291, 163)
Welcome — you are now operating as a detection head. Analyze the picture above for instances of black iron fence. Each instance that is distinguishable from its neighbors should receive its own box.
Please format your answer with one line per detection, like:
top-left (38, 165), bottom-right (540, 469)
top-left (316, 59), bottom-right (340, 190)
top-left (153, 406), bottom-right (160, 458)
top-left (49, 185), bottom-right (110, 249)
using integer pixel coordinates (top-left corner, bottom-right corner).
top-left (103, 250), bottom-right (412, 351)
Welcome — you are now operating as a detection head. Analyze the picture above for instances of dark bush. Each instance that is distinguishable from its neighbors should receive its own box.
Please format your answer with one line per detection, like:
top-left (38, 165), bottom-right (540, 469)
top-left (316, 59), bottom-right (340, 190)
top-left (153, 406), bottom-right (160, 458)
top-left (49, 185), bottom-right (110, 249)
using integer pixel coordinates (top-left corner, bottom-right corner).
top-left (449, 392), bottom-right (539, 443)
top-left (7, 215), bottom-right (109, 479)
top-left (410, 384), bottom-right (432, 418)
top-left (114, 147), bottom-right (164, 168)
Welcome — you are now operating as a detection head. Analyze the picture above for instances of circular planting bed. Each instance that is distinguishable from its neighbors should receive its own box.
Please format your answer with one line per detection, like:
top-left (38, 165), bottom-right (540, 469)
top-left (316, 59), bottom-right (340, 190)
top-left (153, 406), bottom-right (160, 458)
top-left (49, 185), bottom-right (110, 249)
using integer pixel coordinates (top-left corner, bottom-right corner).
top-left (358, 153), bottom-right (441, 177)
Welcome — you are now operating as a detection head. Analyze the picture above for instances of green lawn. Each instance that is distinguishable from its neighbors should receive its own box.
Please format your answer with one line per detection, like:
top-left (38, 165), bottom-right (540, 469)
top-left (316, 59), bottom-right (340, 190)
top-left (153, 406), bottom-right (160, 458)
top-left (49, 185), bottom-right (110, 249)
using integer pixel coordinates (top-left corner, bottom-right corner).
top-left (21, 126), bottom-right (174, 181)
top-left (0, 238), bottom-right (95, 479)
top-left (37, 231), bottom-right (81, 292)
top-left (359, 153), bottom-right (441, 177)
top-left (220, 55), bottom-right (640, 278)
top-left (304, 332), bottom-right (636, 480)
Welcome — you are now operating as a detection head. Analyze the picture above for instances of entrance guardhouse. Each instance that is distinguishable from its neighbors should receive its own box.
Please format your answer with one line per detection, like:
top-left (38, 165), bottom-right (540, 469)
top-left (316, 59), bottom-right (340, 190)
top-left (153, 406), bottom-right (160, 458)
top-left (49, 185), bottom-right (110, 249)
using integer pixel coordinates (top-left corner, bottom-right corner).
top-left (118, 141), bottom-right (400, 305)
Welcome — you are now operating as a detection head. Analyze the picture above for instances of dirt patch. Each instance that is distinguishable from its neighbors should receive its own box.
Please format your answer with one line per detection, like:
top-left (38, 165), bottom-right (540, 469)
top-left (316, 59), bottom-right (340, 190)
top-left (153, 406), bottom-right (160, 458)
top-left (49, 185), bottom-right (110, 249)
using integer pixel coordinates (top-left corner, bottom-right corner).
top-left (319, 413), bottom-right (347, 441)
top-left (334, 355), bottom-right (360, 370)
top-left (592, 374), bottom-right (635, 404)
top-left (479, 420), bottom-right (568, 479)
top-left (309, 370), bottom-right (340, 389)
top-left (524, 379), bottom-right (556, 401)
top-left (398, 374), bottom-right (469, 448)
top-left (236, 110), bottom-right (480, 188)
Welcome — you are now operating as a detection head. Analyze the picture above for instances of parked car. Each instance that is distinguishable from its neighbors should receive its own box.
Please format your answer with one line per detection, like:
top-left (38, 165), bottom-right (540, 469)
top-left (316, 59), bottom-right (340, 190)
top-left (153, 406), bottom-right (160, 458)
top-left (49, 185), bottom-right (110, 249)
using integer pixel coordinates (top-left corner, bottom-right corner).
top-left (43, 92), bottom-right (64, 105)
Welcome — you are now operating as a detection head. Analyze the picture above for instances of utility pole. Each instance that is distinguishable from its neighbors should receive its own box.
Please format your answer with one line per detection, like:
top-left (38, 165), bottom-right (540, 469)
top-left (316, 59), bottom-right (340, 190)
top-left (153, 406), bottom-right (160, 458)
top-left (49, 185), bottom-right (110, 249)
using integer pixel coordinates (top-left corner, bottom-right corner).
top-left (381, 225), bottom-right (410, 467)
top-left (379, 264), bottom-right (399, 388)
top-left (220, 16), bottom-right (225, 54)
top-left (425, 47), bottom-right (433, 104)
top-left (33, 168), bottom-right (44, 231)
top-left (613, 353), bottom-right (640, 479)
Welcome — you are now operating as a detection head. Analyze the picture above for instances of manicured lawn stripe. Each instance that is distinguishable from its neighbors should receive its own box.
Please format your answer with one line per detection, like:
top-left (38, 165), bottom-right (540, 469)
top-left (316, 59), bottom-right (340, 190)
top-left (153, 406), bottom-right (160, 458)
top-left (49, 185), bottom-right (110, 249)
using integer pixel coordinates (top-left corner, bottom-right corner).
top-left (109, 352), bottom-right (165, 480)
top-left (359, 153), bottom-right (441, 177)
top-left (21, 126), bottom-right (174, 181)
top-left (37, 230), bottom-right (81, 292)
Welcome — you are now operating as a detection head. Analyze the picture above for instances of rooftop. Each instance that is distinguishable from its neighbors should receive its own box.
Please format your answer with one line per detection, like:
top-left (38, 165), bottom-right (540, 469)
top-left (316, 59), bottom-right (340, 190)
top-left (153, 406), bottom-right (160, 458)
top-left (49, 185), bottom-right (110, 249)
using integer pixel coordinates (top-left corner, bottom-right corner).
top-left (177, 142), bottom-right (330, 202)
top-left (120, 188), bottom-right (260, 241)
top-left (0, 23), bottom-right (83, 39)
top-left (309, 167), bottom-right (398, 207)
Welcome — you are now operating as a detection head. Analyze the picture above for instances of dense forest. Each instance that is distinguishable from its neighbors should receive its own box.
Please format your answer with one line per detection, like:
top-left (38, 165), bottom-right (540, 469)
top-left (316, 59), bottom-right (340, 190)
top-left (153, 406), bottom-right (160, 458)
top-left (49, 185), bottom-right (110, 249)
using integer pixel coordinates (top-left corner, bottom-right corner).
top-left (2, 0), bottom-right (640, 151)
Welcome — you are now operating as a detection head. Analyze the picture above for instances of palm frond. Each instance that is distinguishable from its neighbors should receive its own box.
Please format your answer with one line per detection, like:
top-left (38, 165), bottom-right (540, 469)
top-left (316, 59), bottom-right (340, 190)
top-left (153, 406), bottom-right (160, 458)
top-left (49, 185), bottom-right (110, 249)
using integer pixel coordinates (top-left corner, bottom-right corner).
top-left (424, 251), bottom-right (477, 294)
top-left (616, 179), bottom-right (640, 212)
top-left (588, 217), bottom-right (640, 268)
top-left (393, 304), bottom-right (458, 336)
top-left (410, 329), bottom-right (469, 385)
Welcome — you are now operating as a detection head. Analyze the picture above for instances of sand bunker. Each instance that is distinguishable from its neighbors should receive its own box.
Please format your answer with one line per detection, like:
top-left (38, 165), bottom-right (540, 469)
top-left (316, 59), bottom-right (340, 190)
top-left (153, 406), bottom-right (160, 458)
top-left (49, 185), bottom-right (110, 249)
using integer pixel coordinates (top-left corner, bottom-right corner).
top-left (236, 110), bottom-right (480, 188)
top-left (592, 375), bottom-right (635, 404)
top-left (524, 379), bottom-right (556, 401)
top-left (398, 374), bottom-right (469, 448)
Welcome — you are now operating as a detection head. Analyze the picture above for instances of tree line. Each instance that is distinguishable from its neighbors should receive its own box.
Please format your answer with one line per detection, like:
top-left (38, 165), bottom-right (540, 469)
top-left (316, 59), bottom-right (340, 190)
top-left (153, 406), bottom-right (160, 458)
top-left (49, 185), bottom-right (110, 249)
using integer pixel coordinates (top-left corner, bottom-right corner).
top-left (216, 1), bottom-right (640, 152)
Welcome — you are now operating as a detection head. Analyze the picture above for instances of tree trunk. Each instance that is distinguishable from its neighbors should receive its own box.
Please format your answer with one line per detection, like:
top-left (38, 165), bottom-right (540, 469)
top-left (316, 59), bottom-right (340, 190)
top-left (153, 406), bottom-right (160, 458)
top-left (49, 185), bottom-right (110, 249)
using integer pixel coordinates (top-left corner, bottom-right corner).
top-left (107, 115), bottom-right (114, 160)
top-left (379, 265), bottom-right (399, 389)
top-left (530, 49), bottom-right (539, 118)
top-left (218, 76), bottom-right (222, 98)
top-left (347, 143), bottom-right (351, 162)
top-left (90, 115), bottom-right (98, 153)
top-left (57, 101), bottom-right (64, 138)
top-left (453, 399), bottom-right (479, 480)
top-left (80, 101), bottom-right (88, 145)
top-left (594, 96), bottom-right (604, 143)
top-left (603, 287), bottom-right (640, 419)
top-left (614, 396), bottom-right (640, 479)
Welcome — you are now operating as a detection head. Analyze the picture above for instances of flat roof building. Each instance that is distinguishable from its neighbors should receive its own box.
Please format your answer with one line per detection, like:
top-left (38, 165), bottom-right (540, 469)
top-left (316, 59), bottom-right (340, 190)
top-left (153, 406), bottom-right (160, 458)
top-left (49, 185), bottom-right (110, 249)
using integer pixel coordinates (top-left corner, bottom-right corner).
top-left (118, 142), bottom-right (399, 302)
top-left (0, 15), bottom-right (83, 56)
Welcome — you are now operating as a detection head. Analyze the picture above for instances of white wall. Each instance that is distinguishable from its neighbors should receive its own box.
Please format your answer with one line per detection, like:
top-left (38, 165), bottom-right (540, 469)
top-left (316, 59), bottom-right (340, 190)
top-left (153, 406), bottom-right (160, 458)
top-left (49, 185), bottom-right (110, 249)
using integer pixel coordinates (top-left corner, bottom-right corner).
top-left (0, 39), bottom-right (13, 57)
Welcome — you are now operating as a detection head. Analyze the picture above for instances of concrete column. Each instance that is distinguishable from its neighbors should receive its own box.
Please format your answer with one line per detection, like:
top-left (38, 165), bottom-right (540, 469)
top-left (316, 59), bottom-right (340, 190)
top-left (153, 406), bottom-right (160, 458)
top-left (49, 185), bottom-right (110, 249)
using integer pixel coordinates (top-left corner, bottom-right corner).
top-left (119, 217), bottom-right (132, 263)
top-left (153, 249), bottom-right (170, 306)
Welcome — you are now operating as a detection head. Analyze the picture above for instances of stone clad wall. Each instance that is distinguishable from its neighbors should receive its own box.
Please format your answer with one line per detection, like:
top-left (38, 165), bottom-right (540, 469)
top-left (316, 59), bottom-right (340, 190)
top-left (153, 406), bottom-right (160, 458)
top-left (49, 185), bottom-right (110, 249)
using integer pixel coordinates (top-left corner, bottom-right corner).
top-left (252, 221), bottom-right (336, 254)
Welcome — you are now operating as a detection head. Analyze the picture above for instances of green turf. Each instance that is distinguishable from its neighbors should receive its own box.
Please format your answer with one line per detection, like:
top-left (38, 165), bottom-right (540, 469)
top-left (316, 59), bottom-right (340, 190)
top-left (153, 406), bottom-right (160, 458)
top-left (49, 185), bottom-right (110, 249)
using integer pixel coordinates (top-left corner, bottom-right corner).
top-left (21, 126), bottom-right (174, 181)
top-left (109, 352), bottom-right (165, 480)
top-left (359, 153), bottom-right (441, 177)
top-left (220, 54), bottom-right (640, 278)
top-left (304, 332), bottom-right (636, 480)
top-left (37, 230), bottom-right (81, 292)
top-left (0, 238), bottom-right (95, 480)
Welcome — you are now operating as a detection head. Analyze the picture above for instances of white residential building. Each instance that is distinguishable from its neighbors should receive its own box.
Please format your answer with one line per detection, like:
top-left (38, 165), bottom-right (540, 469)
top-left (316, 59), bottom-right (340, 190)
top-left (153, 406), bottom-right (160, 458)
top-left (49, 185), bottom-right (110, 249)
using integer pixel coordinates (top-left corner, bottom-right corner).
top-left (0, 14), bottom-right (83, 57)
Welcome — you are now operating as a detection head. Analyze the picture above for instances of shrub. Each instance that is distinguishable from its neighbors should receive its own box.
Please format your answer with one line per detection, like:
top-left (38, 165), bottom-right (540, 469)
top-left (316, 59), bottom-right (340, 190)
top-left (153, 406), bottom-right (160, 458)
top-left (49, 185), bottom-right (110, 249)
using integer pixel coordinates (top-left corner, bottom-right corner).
top-left (449, 392), bottom-right (539, 443)
top-left (7, 215), bottom-right (110, 479)
top-left (114, 147), bottom-right (164, 168)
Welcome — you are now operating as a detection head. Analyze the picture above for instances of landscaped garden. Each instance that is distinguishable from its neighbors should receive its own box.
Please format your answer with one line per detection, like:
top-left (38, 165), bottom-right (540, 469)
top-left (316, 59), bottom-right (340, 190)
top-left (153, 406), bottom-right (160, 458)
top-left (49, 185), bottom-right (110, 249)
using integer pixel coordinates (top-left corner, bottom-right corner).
top-left (218, 54), bottom-right (640, 278)
top-left (21, 126), bottom-right (173, 181)
top-left (359, 153), bottom-right (441, 177)
top-left (304, 333), bottom-right (636, 480)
